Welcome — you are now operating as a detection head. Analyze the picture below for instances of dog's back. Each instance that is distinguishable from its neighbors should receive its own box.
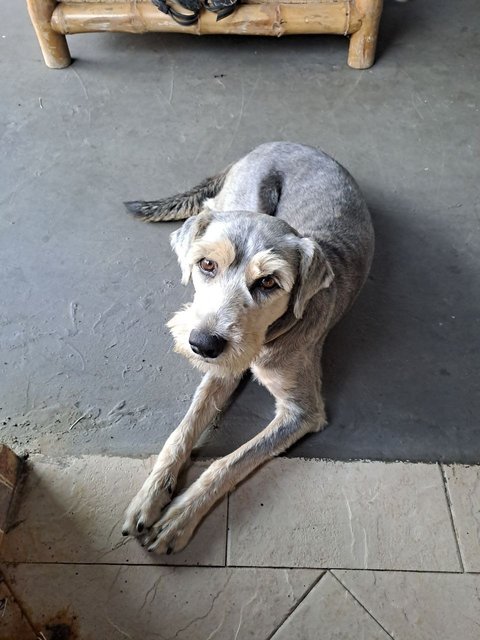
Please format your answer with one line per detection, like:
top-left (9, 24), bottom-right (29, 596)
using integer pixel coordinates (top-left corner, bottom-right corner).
top-left (125, 142), bottom-right (374, 321)
top-left (213, 142), bottom-right (374, 316)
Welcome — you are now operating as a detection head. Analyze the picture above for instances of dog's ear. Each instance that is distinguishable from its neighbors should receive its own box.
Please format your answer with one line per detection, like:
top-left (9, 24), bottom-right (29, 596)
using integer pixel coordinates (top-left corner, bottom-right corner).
top-left (293, 237), bottom-right (334, 319)
top-left (170, 209), bottom-right (213, 285)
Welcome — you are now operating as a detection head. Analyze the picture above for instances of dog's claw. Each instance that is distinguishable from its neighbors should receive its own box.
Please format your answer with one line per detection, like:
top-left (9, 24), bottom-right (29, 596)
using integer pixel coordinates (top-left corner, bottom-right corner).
top-left (122, 471), bottom-right (176, 542)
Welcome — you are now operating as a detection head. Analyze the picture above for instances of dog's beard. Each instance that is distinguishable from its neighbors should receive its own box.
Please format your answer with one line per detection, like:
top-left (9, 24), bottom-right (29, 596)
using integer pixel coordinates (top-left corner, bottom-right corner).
top-left (167, 304), bottom-right (266, 377)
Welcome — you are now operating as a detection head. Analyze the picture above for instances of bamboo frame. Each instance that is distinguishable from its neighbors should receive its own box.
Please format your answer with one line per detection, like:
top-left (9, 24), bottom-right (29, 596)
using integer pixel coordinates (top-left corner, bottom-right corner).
top-left (347, 0), bottom-right (382, 69)
top-left (27, 0), bottom-right (383, 68)
top-left (27, 0), bottom-right (71, 68)
top-left (51, 2), bottom-right (362, 36)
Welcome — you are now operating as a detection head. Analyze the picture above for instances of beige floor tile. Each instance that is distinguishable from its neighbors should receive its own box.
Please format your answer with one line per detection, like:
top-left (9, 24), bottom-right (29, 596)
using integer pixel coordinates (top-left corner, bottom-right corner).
top-left (228, 459), bottom-right (461, 570)
top-left (4, 564), bottom-right (320, 640)
top-left (3, 455), bottom-right (227, 566)
top-left (0, 575), bottom-right (36, 640)
top-left (443, 464), bottom-right (480, 571)
top-left (271, 571), bottom-right (390, 640)
top-left (334, 570), bottom-right (480, 640)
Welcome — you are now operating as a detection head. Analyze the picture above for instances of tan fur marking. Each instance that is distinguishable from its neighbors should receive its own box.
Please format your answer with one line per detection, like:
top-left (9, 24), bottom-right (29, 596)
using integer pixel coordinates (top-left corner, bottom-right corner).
top-left (252, 363), bottom-right (298, 401)
top-left (246, 249), bottom-right (295, 291)
top-left (187, 236), bottom-right (236, 271)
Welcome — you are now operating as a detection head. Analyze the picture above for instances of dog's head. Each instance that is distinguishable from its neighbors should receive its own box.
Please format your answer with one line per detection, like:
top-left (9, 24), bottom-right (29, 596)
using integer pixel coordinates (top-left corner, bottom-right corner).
top-left (167, 210), bottom-right (334, 376)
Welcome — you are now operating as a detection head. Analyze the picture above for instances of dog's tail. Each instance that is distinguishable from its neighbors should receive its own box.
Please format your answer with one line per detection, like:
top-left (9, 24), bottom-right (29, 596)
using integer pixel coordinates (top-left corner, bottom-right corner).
top-left (124, 167), bottom-right (230, 222)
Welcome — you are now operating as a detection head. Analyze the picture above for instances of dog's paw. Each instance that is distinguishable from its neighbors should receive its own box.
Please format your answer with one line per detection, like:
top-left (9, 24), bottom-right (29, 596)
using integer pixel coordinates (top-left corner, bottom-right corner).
top-left (122, 471), bottom-right (175, 537)
top-left (140, 492), bottom-right (205, 554)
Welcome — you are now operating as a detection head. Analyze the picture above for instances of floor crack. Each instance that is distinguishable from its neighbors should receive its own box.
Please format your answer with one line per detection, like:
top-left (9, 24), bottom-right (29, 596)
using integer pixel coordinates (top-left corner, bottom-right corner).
top-left (439, 463), bottom-right (465, 572)
top-left (168, 571), bottom-right (234, 640)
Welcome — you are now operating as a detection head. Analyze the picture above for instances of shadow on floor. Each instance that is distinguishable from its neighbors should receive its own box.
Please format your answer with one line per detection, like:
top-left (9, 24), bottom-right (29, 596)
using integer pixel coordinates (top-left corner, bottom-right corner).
top-left (201, 188), bottom-right (480, 463)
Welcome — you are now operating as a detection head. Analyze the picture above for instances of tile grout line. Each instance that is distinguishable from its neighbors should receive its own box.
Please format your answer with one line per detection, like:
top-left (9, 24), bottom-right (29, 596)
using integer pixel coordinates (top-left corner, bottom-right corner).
top-left (224, 491), bottom-right (231, 567)
top-left (0, 566), bottom-right (40, 638)
top-left (330, 571), bottom-right (396, 640)
top-left (438, 462), bottom-right (465, 573)
top-left (3, 560), bottom-right (479, 574)
top-left (264, 570), bottom-right (327, 640)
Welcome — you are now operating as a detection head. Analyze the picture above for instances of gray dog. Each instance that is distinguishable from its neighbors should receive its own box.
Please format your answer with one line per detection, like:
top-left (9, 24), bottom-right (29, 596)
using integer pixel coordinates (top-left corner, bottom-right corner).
top-left (122, 142), bottom-right (374, 553)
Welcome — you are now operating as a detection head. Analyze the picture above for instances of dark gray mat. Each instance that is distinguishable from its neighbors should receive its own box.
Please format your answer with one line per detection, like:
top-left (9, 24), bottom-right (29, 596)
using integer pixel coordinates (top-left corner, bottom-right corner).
top-left (1, 0), bottom-right (478, 463)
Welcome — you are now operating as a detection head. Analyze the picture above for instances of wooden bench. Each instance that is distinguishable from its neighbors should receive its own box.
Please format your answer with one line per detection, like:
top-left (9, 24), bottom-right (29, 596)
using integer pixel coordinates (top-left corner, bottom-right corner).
top-left (26, 0), bottom-right (383, 69)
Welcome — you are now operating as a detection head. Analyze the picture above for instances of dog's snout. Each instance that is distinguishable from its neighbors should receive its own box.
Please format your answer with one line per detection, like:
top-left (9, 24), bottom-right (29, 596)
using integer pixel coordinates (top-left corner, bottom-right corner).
top-left (189, 330), bottom-right (227, 359)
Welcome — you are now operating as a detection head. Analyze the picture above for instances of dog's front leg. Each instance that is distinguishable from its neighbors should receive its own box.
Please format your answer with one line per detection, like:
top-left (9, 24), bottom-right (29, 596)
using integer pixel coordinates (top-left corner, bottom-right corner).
top-left (142, 397), bottom-right (323, 553)
top-left (122, 372), bottom-right (240, 537)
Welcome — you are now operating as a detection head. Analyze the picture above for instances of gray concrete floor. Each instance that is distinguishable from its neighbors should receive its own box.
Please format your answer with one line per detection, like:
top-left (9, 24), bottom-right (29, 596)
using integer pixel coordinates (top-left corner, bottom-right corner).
top-left (0, 0), bottom-right (479, 462)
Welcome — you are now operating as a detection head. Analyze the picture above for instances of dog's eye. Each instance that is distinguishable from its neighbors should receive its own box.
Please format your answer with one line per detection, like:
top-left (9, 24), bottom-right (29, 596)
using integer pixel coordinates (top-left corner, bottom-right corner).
top-left (199, 258), bottom-right (217, 275)
top-left (259, 275), bottom-right (278, 291)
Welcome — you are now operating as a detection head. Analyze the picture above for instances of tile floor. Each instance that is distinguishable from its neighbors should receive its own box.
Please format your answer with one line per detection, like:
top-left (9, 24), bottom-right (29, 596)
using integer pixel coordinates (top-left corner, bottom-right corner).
top-left (1, 455), bottom-right (479, 639)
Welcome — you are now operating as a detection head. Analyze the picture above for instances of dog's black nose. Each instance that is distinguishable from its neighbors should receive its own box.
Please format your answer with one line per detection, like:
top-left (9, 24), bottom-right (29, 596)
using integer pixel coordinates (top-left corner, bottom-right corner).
top-left (189, 331), bottom-right (227, 359)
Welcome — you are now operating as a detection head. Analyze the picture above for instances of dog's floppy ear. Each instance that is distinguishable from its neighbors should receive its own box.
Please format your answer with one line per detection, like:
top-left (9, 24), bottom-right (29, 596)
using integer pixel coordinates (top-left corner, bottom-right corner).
top-left (170, 209), bottom-right (213, 285)
top-left (293, 237), bottom-right (334, 319)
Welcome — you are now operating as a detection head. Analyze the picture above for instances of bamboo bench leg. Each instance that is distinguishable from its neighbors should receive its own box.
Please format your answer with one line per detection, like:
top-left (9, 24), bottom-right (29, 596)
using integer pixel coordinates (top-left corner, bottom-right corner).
top-left (27, 0), bottom-right (72, 68)
top-left (347, 0), bottom-right (383, 69)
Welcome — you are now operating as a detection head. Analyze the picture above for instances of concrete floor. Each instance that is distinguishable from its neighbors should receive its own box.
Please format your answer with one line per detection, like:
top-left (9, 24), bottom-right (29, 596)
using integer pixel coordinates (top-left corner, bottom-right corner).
top-left (1, 0), bottom-right (479, 462)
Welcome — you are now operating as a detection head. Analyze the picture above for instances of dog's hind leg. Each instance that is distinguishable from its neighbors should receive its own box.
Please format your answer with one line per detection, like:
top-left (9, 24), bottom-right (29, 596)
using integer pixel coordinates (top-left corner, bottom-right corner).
top-left (122, 372), bottom-right (240, 537)
top-left (140, 356), bottom-right (326, 553)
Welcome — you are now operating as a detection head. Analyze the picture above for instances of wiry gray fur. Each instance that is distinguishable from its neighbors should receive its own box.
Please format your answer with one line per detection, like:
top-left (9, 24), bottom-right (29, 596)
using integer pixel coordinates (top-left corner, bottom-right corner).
top-left (122, 143), bottom-right (374, 554)
top-left (124, 167), bottom-right (230, 222)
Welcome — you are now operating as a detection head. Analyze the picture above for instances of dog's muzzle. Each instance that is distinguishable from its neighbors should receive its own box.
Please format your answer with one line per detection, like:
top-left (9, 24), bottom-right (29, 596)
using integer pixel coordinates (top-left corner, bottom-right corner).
top-left (189, 330), bottom-right (227, 359)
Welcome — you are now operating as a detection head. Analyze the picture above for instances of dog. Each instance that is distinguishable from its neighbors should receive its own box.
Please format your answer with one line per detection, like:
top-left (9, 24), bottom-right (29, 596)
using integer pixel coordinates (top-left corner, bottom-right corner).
top-left (121, 142), bottom-right (374, 553)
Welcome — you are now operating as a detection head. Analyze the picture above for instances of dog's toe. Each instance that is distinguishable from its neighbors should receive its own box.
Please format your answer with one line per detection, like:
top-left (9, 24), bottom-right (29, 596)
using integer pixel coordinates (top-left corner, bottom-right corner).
top-left (122, 479), bottom-right (174, 539)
